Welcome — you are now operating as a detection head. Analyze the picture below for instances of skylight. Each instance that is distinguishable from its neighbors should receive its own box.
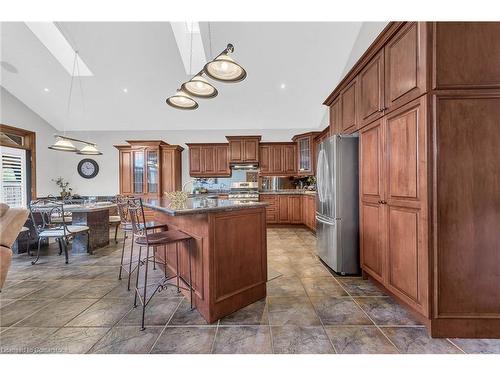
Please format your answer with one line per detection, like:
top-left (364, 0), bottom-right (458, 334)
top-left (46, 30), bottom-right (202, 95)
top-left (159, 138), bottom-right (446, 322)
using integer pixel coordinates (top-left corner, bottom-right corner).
top-left (170, 22), bottom-right (207, 75)
top-left (25, 22), bottom-right (93, 77)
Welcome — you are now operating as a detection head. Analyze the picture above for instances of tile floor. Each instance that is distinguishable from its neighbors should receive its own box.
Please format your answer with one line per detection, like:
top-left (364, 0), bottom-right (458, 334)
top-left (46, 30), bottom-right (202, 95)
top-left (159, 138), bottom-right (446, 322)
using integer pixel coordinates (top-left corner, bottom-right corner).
top-left (1, 227), bottom-right (499, 354)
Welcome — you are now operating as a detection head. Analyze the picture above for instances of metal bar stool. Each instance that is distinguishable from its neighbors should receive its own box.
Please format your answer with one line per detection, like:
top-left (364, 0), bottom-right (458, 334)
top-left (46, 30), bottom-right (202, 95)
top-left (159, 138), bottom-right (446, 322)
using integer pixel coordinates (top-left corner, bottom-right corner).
top-left (116, 196), bottom-right (167, 290)
top-left (128, 198), bottom-right (195, 330)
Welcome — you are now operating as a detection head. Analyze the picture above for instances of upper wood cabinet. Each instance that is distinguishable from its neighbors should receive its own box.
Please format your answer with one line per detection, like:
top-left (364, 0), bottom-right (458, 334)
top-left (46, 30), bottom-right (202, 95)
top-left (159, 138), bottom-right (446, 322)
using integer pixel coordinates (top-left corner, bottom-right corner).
top-left (115, 140), bottom-right (183, 197)
top-left (384, 22), bottom-right (427, 112)
top-left (359, 50), bottom-right (385, 127)
top-left (340, 78), bottom-right (358, 133)
top-left (226, 136), bottom-right (261, 164)
top-left (329, 98), bottom-right (341, 134)
top-left (432, 22), bottom-right (500, 90)
top-left (187, 143), bottom-right (230, 177)
top-left (292, 132), bottom-right (319, 176)
top-left (259, 142), bottom-right (297, 176)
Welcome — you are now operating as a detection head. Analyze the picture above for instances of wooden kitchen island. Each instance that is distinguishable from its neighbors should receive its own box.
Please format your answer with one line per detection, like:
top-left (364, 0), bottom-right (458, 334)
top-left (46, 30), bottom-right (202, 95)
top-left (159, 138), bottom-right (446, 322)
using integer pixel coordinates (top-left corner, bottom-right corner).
top-left (142, 197), bottom-right (268, 323)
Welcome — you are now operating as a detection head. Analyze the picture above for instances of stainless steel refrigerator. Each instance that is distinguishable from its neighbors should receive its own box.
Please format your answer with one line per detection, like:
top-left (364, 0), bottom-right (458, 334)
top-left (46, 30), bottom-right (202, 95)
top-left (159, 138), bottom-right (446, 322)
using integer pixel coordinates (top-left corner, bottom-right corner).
top-left (315, 134), bottom-right (360, 275)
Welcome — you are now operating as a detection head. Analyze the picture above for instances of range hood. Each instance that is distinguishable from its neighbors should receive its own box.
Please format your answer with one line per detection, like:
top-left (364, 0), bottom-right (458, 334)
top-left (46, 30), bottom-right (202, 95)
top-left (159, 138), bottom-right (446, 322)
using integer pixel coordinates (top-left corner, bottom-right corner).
top-left (230, 163), bottom-right (259, 170)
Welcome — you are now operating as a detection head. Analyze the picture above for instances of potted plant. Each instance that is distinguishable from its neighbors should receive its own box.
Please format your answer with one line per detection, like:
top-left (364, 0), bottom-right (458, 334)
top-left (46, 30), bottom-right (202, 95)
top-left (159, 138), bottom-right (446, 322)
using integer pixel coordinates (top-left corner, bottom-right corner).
top-left (52, 177), bottom-right (73, 199)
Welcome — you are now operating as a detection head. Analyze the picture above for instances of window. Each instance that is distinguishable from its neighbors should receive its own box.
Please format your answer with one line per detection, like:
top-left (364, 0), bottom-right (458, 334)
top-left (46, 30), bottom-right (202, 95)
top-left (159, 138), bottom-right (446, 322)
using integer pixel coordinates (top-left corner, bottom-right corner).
top-left (0, 146), bottom-right (27, 207)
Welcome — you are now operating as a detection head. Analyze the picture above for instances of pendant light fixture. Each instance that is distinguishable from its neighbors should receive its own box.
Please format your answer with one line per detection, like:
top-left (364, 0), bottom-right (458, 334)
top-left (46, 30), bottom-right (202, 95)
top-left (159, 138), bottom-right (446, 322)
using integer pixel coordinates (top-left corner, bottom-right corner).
top-left (203, 44), bottom-right (247, 83)
top-left (166, 22), bottom-right (246, 110)
top-left (49, 47), bottom-right (102, 154)
top-left (181, 74), bottom-right (218, 98)
top-left (48, 136), bottom-right (78, 152)
top-left (166, 89), bottom-right (199, 110)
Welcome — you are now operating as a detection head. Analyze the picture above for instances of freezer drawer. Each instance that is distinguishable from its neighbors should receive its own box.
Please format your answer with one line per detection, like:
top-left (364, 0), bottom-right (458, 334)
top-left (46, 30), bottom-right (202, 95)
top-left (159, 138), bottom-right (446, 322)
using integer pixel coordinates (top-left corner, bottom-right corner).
top-left (315, 214), bottom-right (339, 272)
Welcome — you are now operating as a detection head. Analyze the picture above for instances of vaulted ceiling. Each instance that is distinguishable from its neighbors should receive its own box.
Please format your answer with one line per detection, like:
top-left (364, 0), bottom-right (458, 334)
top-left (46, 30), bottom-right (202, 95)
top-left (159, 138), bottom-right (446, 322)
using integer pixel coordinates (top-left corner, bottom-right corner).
top-left (1, 22), bottom-right (386, 131)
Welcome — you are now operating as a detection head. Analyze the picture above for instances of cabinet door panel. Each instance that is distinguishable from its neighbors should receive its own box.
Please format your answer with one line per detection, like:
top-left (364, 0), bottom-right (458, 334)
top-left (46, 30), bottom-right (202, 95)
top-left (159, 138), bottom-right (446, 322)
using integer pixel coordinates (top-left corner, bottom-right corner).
top-left (385, 22), bottom-right (426, 111)
top-left (385, 96), bottom-right (426, 207)
top-left (359, 51), bottom-right (384, 127)
top-left (203, 147), bottom-right (215, 174)
top-left (330, 98), bottom-right (341, 134)
top-left (272, 145), bottom-right (283, 173)
top-left (283, 144), bottom-right (297, 174)
top-left (433, 22), bottom-right (500, 89)
top-left (341, 79), bottom-right (358, 132)
top-left (259, 145), bottom-right (271, 174)
top-left (215, 145), bottom-right (230, 175)
top-left (244, 140), bottom-right (258, 163)
top-left (360, 202), bottom-right (384, 281)
top-left (387, 207), bottom-right (419, 302)
top-left (278, 195), bottom-right (289, 223)
top-left (386, 106), bottom-right (418, 200)
top-left (189, 147), bottom-right (202, 175)
top-left (288, 196), bottom-right (302, 223)
top-left (229, 140), bottom-right (243, 162)
top-left (119, 150), bottom-right (133, 194)
top-left (359, 120), bottom-right (384, 201)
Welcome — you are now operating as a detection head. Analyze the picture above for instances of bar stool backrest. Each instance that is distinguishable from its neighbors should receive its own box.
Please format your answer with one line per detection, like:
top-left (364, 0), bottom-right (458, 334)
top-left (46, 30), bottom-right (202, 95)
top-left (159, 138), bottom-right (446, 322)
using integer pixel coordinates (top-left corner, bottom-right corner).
top-left (29, 199), bottom-right (68, 236)
top-left (127, 198), bottom-right (149, 242)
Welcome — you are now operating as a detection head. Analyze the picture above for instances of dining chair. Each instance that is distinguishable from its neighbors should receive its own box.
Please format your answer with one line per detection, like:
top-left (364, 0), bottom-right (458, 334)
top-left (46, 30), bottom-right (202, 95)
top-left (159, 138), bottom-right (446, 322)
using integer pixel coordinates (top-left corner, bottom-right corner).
top-left (29, 199), bottom-right (90, 264)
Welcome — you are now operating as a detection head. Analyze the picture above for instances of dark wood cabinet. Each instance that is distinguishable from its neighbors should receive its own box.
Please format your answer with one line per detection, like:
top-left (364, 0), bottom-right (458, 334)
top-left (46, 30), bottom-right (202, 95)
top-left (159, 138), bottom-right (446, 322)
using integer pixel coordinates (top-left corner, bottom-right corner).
top-left (384, 22), bottom-right (427, 112)
top-left (301, 194), bottom-right (316, 232)
top-left (340, 78), bottom-right (358, 133)
top-left (432, 22), bottom-right (500, 89)
top-left (283, 144), bottom-right (297, 174)
top-left (292, 132), bottom-right (319, 176)
top-left (359, 97), bottom-right (428, 316)
top-left (187, 143), bottom-right (230, 177)
top-left (329, 98), bottom-right (341, 134)
top-left (259, 145), bottom-right (271, 174)
top-left (324, 22), bottom-right (500, 338)
top-left (115, 140), bottom-right (183, 197)
top-left (118, 149), bottom-right (133, 195)
top-left (226, 136), bottom-right (261, 164)
top-left (359, 50), bottom-right (385, 127)
top-left (259, 142), bottom-right (297, 176)
top-left (261, 193), bottom-right (315, 231)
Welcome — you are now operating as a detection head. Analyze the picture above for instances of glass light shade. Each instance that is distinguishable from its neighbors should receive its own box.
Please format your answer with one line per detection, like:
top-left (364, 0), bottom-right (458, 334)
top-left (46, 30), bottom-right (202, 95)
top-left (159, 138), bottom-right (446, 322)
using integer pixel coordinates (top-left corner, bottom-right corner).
top-left (204, 54), bottom-right (247, 82)
top-left (77, 144), bottom-right (102, 155)
top-left (166, 90), bottom-right (198, 110)
top-left (181, 75), bottom-right (218, 98)
top-left (48, 137), bottom-right (77, 152)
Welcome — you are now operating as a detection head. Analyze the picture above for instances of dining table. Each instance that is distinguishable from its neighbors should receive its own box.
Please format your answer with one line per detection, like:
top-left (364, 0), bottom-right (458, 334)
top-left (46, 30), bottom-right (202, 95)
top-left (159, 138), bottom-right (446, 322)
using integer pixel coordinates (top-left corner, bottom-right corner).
top-left (62, 201), bottom-right (116, 253)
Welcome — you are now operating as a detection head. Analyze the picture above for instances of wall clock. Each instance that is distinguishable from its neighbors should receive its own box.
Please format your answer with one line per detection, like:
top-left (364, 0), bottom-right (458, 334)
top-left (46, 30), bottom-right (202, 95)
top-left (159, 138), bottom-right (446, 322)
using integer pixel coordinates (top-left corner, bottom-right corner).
top-left (77, 159), bottom-right (99, 179)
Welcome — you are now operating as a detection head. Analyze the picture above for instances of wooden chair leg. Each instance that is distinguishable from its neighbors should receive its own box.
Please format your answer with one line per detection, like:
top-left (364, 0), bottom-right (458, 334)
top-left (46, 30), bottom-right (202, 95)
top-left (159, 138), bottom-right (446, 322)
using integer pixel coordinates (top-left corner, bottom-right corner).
top-left (114, 224), bottom-right (119, 244)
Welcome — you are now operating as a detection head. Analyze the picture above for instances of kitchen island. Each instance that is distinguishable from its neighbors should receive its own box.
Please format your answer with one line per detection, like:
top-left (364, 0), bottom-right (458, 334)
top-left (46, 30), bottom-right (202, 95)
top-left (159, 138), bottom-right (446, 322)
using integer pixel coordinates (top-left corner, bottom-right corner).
top-left (142, 197), bottom-right (268, 323)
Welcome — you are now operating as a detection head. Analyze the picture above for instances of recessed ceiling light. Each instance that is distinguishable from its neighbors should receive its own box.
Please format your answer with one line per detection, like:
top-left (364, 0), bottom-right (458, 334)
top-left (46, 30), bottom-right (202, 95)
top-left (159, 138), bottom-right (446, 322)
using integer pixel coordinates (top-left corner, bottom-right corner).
top-left (43, 88), bottom-right (50, 92)
top-left (280, 83), bottom-right (286, 89)
top-left (123, 88), bottom-right (128, 93)
top-left (25, 22), bottom-right (93, 77)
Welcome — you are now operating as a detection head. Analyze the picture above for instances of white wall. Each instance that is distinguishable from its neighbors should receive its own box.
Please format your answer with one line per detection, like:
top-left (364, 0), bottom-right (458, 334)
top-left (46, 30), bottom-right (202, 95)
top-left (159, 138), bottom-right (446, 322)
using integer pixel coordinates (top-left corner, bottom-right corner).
top-left (0, 87), bottom-right (61, 196)
top-left (342, 22), bottom-right (389, 77)
top-left (61, 128), bottom-right (315, 196)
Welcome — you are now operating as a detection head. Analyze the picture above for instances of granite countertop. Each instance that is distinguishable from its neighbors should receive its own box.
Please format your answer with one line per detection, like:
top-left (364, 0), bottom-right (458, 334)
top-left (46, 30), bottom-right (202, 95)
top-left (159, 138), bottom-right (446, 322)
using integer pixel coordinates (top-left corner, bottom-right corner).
top-left (143, 197), bottom-right (268, 216)
top-left (259, 189), bottom-right (317, 196)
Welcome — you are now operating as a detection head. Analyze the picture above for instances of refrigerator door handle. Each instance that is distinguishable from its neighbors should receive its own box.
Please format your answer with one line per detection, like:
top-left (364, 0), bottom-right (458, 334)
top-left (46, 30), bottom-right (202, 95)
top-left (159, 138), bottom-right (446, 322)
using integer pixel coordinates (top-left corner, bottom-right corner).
top-left (315, 214), bottom-right (335, 226)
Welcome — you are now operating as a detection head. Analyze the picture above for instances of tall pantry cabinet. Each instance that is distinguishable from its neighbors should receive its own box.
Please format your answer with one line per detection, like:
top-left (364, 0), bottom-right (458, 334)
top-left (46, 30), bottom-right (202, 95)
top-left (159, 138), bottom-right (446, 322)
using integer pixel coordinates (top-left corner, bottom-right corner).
top-left (324, 22), bottom-right (500, 338)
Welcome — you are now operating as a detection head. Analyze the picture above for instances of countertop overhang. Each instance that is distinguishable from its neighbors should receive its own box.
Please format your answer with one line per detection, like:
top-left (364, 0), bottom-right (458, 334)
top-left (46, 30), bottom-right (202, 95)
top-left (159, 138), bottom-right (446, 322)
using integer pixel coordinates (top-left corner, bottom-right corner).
top-left (142, 197), bottom-right (268, 216)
